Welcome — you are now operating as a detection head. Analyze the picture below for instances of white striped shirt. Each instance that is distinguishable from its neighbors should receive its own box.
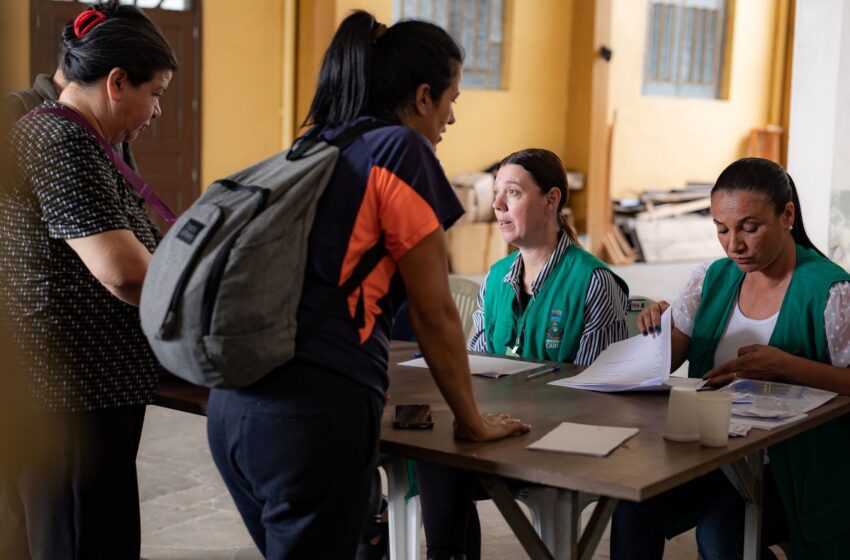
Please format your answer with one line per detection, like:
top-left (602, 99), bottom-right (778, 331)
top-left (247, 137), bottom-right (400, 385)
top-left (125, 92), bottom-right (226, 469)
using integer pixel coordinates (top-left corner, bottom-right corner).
top-left (468, 233), bottom-right (628, 366)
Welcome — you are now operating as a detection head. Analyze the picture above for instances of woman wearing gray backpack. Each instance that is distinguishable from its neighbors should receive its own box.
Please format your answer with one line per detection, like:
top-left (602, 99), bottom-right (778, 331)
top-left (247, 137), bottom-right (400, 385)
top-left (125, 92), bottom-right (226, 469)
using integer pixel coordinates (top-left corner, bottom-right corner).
top-left (206, 10), bottom-right (530, 559)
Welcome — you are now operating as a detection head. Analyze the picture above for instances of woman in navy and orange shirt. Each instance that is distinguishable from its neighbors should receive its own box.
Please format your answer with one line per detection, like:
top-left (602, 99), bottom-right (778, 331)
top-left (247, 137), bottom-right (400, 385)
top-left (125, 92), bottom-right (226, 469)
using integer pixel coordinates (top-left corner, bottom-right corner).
top-left (206, 11), bottom-right (530, 559)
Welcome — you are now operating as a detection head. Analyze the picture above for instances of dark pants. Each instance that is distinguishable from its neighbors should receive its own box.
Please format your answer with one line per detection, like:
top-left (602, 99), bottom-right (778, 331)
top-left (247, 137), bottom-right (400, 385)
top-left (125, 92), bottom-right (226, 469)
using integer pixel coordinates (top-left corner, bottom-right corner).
top-left (418, 461), bottom-right (524, 560)
top-left (207, 359), bottom-right (384, 560)
top-left (0, 406), bottom-right (147, 560)
top-left (611, 467), bottom-right (788, 560)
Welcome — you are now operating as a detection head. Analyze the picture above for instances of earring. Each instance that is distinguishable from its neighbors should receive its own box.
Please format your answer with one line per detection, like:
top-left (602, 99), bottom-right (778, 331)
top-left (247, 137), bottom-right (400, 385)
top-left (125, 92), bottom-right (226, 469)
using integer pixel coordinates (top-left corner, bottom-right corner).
top-left (788, 225), bottom-right (793, 231)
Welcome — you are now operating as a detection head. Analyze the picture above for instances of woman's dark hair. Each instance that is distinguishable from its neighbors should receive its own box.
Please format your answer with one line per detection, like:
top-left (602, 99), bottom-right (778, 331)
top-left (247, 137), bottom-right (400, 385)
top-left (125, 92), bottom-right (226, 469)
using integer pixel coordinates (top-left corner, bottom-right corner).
top-left (306, 10), bottom-right (463, 126)
top-left (498, 148), bottom-right (578, 244)
top-left (61, 0), bottom-right (177, 86)
top-left (712, 157), bottom-right (823, 256)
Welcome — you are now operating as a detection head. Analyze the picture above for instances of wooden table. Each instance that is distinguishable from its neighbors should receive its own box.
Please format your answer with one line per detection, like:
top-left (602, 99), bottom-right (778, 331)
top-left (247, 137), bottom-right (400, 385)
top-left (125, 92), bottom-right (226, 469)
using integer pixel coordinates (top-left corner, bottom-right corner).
top-left (154, 342), bottom-right (850, 560)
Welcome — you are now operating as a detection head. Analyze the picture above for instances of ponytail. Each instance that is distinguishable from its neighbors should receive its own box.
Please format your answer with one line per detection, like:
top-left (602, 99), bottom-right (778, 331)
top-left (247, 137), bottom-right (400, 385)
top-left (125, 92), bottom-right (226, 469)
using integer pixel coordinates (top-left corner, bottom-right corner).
top-left (786, 174), bottom-right (825, 257)
top-left (305, 11), bottom-right (376, 126)
top-left (306, 11), bottom-right (463, 128)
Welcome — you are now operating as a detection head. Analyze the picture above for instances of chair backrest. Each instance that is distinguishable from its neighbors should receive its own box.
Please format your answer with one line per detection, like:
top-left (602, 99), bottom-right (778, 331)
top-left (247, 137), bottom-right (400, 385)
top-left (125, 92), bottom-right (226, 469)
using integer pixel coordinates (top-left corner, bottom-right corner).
top-left (449, 277), bottom-right (481, 344)
top-left (626, 296), bottom-right (656, 338)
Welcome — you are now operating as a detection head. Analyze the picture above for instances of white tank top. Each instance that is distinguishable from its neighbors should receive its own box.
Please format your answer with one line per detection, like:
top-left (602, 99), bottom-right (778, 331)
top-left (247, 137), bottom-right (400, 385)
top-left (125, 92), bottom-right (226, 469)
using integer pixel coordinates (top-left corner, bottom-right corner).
top-left (713, 302), bottom-right (779, 367)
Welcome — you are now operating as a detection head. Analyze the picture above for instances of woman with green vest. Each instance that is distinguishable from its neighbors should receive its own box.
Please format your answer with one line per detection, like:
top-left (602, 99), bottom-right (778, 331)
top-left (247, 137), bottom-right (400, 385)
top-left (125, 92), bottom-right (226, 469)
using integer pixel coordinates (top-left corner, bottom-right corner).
top-left (611, 157), bottom-right (850, 560)
top-left (416, 148), bottom-right (630, 560)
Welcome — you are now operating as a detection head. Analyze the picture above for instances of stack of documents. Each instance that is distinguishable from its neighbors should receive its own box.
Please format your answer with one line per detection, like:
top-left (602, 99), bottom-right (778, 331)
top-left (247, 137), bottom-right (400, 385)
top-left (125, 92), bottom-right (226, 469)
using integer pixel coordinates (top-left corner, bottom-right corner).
top-left (550, 309), bottom-right (700, 392)
top-left (398, 354), bottom-right (545, 378)
top-left (720, 379), bottom-right (837, 430)
top-left (527, 422), bottom-right (639, 457)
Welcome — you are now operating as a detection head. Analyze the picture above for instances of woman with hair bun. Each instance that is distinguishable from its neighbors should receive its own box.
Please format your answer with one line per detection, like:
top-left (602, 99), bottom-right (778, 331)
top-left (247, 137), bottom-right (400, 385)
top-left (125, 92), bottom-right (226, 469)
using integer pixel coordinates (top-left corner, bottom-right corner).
top-left (206, 10), bottom-right (529, 560)
top-left (612, 157), bottom-right (850, 560)
top-left (0, 1), bottom-right (176, 557)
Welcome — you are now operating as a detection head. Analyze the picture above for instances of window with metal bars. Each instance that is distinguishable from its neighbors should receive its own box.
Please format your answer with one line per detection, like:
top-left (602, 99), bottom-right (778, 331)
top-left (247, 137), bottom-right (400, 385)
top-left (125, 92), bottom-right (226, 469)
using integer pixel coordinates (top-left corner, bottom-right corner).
top-left (643, 0), bottom-right (728, 99)
top-left (52, 0), bottom-right (190, 12)
top-left (394, 0), bottom-right (505, 89)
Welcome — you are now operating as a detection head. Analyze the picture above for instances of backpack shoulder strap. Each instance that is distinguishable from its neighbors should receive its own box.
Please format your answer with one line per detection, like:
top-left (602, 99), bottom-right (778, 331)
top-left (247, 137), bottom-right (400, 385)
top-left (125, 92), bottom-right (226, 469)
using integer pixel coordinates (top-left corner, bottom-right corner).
top-left (8, 90), bottom-right (44, 118)
top-left (298, 234), bottom-right (386, 344)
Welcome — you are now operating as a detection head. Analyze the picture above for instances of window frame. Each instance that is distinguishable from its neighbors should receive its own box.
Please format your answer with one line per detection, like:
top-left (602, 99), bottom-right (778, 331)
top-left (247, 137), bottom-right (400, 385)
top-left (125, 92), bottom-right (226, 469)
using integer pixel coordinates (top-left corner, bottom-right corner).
top-left (642, 0), bottom-right (729, 100)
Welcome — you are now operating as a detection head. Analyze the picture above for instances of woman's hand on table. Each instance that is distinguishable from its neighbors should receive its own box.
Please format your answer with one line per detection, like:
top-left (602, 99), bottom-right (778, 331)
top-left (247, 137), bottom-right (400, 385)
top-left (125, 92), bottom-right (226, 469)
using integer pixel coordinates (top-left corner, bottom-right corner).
top-left (454, 412), bottom-right (531, 442)
top-left (637, 301), bottom-right (670, 335)
top-left (703, 344), bottom-right (790, 387)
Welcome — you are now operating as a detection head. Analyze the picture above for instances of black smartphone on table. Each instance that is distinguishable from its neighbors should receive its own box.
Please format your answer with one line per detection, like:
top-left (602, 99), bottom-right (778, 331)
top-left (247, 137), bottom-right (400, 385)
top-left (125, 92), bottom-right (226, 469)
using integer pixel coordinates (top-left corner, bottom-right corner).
top-left (393, 404), bottom-right (434, 429)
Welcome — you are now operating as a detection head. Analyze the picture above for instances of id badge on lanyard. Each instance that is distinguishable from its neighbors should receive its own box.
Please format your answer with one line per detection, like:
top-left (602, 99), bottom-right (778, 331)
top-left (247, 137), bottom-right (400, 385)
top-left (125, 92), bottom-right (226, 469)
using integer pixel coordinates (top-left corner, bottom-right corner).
top-left (505, 300), bottom-right (533, 358)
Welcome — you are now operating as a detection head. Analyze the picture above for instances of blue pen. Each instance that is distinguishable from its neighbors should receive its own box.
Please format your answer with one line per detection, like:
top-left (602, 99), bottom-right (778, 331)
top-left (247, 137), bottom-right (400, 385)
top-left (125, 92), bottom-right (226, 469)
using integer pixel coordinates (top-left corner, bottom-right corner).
top-left (526, 365), bottom-right (560, 380)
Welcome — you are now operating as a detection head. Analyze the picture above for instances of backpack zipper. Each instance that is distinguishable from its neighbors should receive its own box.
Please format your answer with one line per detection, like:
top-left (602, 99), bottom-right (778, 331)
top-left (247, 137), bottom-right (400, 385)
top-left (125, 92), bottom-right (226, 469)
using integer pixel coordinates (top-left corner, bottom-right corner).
top-left (158, 209), bottom-right (226, 339)
top-left (200, 183), bottom-right (270, 337)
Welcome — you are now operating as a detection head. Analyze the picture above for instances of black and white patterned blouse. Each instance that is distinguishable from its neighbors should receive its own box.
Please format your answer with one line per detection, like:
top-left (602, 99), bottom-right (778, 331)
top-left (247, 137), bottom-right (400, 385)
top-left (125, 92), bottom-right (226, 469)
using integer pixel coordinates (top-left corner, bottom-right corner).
top-left (0, 101), bottom-right (161, 412)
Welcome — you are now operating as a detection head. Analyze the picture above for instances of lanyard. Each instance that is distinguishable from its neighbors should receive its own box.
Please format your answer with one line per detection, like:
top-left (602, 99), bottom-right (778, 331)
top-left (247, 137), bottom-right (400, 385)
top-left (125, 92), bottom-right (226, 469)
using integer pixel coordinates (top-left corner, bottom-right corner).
top-left (21, 106), bottom-right (177, 225)
top-left (506, 293), bottom-right (535, 357)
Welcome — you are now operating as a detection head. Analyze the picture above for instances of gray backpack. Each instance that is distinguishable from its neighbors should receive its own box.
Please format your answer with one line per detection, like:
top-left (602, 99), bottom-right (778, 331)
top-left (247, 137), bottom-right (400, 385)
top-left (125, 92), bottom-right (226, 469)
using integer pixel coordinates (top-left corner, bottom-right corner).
top-left (140, 122), bottom-right (385, 388)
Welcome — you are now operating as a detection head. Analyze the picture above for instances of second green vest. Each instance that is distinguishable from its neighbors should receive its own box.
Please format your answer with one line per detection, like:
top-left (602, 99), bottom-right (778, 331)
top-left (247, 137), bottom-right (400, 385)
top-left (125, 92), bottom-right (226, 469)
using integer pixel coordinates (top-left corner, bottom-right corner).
top-left (688, 244), bottom-right (850, 558)
top-left (483, 244), bottom-right (628, 363)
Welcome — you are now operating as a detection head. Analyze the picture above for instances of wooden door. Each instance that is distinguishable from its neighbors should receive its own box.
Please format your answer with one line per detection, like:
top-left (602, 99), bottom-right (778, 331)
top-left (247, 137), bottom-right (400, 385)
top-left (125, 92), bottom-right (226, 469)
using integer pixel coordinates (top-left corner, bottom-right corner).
top-left (30, 0), bottom-right (201, 223)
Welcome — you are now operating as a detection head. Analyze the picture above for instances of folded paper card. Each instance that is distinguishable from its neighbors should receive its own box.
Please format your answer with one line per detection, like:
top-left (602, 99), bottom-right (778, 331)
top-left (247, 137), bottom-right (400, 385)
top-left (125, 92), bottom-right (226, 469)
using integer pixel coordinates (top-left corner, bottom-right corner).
top-left (527, 422), bottom-right (639, 457)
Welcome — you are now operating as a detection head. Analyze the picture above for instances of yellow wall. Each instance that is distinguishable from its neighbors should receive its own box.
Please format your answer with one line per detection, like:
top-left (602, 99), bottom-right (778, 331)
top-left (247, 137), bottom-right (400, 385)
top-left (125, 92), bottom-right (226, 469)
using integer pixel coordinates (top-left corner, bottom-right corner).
top-left (331, 1), bottom-right (574, 178)
top-left (201, 1), bottom-right (285, 186)
top-left (607, 0), bottom-right (777, 198)
top-left (1, 0), bottom-right (30, 93)
top-left (1, 2), bottom-right (288, 189)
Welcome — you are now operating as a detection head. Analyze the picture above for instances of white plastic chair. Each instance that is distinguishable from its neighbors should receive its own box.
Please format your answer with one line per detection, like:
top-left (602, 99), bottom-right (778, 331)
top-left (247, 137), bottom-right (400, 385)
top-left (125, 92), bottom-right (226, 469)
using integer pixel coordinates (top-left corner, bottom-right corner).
top-left (449, 276), bottom-right (481, 344)
top-left (513, 487), bottom-right (599, 553)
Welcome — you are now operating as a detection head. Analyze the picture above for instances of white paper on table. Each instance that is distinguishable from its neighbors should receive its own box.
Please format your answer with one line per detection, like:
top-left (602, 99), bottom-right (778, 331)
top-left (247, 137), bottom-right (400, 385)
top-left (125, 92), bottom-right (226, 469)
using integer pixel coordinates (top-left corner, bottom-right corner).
top-left (527, 422), bottom-right (639, 457)
top-left (398, 354), bottom-right (545, 377)
top-left (729, 413), bottom-right (808, 430)
top-left (549, 308), bottom-right (672, 392)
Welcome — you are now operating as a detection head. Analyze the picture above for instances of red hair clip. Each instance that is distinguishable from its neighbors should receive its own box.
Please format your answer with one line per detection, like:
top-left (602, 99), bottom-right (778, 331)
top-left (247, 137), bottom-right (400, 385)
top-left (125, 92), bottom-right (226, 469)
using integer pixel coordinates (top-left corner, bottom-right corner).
top-left (73, 9), bottom-right (107, 39)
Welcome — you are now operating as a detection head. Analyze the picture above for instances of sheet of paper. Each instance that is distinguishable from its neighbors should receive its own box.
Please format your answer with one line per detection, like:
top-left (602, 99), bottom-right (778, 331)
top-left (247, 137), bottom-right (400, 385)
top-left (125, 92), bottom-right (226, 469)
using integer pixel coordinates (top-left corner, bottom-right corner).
top-left (549, 308), bottom-right (672, 392)
top-left (398, 354), bottom-right (545, 377)
top-left (721, 379), bottom-right (837, 414)
top-left (527, 422), bottom-right (639, 457)
top-left (729, 413), bottom-right (808, 430)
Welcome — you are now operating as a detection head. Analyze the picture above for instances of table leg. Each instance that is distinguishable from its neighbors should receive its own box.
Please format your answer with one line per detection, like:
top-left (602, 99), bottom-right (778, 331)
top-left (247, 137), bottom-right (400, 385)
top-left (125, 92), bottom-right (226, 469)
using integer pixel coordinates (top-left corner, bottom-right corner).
top-left (478, 476), bottom-right (617, 560)
top-left (577, 496), bottom-right (617, 560)
top-left (478, 474), bottom-right (557, 560)
top-left (721, 452), bottom-right (764, 560)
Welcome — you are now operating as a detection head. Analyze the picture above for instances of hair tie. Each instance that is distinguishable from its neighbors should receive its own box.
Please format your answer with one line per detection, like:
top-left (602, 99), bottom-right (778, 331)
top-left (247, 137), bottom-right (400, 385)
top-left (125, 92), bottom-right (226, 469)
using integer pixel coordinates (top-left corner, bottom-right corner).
top-left (73, 9), bottom-right (107, 39)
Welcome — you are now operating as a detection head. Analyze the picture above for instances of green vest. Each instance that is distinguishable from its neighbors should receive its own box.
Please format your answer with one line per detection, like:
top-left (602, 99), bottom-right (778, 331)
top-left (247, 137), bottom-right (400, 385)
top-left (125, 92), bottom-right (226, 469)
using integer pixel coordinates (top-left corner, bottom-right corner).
top-left (483, 244), bottom-right (628, 363)
top-left (688, 245), bottom-right (850, 558)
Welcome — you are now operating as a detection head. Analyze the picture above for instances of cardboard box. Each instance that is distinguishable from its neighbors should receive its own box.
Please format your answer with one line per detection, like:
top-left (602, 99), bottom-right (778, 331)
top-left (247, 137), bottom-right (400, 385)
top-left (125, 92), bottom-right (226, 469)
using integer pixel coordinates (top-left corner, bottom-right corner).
top-left (446, 222), bottom-right (512, 274)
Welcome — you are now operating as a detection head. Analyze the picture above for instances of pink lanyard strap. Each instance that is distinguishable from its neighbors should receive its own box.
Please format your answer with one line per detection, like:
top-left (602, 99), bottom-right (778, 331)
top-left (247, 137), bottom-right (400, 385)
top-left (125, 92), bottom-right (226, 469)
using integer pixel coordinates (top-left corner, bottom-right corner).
top-left (22, 106), bottom-right (177, 225)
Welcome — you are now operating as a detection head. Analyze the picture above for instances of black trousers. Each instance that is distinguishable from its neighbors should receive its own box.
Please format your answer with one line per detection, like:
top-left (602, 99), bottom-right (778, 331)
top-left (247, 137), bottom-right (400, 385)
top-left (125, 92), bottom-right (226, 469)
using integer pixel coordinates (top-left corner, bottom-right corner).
top-left (0, 406), bottom-right (147, 560)
top-left (208, 359), bottom-right (384, 560)
top-left (415, 461), bottom-right (536, 560)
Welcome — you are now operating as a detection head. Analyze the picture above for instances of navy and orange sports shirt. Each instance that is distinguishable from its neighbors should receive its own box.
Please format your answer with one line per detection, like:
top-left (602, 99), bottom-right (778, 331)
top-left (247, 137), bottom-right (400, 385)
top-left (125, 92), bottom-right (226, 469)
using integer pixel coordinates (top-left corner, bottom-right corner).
top-left (295, 117), bottom-right (464, 396)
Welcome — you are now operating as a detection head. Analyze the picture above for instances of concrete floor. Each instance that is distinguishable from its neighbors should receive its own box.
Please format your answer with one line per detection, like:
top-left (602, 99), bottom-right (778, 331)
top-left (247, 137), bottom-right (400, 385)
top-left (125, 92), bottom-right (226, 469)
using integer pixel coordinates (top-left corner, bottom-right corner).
top-left (137, 406), bottom-right (701, 560)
